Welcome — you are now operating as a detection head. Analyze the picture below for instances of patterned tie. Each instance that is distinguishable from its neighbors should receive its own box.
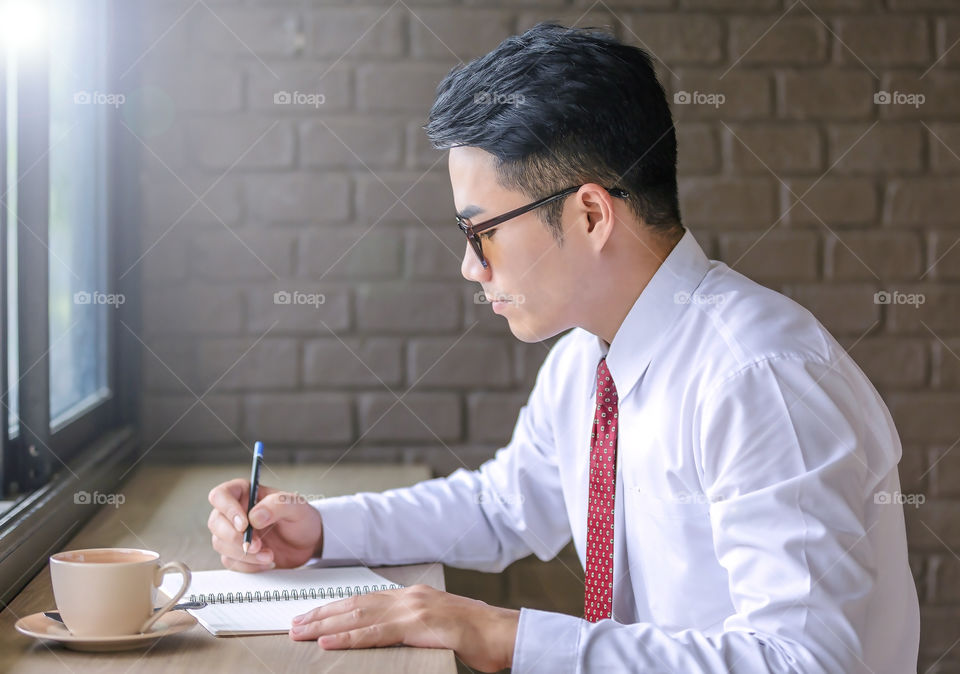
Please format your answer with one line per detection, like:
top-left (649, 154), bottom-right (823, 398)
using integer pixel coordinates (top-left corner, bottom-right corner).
top-left (584, 356), bottom-right (618, 622)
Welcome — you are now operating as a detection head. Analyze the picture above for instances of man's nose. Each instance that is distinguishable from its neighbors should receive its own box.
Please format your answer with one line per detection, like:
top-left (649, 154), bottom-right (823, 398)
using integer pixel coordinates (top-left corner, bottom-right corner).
top-left (461, 241), bottom-right (491, 283)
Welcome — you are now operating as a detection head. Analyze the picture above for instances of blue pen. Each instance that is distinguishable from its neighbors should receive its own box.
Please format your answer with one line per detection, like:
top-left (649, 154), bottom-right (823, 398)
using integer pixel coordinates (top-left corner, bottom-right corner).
top-left (242, 441), bottom-right (264, 556)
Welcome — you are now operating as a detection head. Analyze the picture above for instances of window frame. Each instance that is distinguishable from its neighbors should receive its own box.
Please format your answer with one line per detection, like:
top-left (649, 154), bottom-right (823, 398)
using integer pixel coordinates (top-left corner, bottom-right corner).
top-left (0, 0), bottom-right (142, 606)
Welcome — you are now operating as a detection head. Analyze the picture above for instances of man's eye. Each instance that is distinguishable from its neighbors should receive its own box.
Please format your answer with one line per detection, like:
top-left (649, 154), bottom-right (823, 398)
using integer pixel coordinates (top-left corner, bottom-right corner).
top-left (480, 230), bottom-right (495, 241)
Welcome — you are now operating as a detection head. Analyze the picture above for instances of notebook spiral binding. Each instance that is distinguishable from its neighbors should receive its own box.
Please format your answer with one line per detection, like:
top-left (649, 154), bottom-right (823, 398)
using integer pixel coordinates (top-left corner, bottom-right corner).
top-left (188, 583), bottom-right (402, 605)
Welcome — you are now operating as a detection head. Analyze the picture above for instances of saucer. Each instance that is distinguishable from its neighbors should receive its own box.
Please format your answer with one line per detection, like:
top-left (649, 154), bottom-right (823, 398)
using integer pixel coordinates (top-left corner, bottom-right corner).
top-left (15, 610), bottom-right (197, 652)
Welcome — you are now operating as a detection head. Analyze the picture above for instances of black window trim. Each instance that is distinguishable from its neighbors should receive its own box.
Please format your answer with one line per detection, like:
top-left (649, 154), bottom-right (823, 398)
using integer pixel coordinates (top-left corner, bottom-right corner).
top-left (0, 0), bottom-right (143, 606)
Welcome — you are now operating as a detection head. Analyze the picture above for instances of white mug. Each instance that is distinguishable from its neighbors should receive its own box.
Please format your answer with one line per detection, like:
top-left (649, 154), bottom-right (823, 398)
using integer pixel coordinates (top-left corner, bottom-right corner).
top-left (50, 547), bottom-right (191, 637)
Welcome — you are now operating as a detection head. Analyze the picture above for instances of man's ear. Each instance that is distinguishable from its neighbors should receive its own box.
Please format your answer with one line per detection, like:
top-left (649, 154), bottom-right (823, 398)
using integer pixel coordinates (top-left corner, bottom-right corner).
top-left (577, 184), bottom-right (618, 250)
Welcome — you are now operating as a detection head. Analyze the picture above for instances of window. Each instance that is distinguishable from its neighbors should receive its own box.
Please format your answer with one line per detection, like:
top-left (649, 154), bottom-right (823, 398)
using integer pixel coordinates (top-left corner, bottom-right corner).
top-left (1, 0), bottom-right (134, 507)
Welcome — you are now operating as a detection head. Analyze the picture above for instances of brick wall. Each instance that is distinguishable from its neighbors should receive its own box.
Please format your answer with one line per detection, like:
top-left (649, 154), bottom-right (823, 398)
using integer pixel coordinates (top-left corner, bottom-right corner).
top-left (132, 1), bottom-right (959, 670)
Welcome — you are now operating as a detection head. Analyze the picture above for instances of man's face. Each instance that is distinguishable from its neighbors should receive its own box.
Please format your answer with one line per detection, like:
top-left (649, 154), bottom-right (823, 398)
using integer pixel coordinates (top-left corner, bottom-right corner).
top-left (449, 146), bottom-right (585, 343)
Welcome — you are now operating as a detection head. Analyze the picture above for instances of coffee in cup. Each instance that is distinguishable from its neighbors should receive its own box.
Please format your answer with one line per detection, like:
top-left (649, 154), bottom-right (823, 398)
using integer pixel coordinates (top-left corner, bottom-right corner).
top-left (49, 548), bottom-right (191, 637)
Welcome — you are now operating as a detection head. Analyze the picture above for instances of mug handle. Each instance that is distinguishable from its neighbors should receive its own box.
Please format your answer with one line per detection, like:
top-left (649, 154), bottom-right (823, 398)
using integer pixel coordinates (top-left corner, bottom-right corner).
top-left (142, 561), bottom-right (192, 633)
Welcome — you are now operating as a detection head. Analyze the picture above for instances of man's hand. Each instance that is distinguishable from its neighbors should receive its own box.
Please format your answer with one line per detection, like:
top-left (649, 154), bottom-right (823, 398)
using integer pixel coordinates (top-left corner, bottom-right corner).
top-left (288, 584), bottom-right (519, 673)
top-left (207, 478), bottom-right (324, 572)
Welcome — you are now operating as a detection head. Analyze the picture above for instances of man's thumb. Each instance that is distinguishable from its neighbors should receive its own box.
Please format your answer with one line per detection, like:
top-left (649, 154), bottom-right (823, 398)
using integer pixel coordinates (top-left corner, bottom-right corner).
top-left (250, 491), bottom-right (298, 527)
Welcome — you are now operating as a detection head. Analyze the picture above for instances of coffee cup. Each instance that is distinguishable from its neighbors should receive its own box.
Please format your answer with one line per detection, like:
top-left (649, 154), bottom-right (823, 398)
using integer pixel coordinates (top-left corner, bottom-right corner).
top-left (49, 548), bottom-right (191, 637)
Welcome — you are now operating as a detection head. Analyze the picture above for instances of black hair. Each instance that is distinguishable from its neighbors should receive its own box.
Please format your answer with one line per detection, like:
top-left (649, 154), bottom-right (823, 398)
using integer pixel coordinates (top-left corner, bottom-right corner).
top-left (424, 22), bottom-right (682, 242)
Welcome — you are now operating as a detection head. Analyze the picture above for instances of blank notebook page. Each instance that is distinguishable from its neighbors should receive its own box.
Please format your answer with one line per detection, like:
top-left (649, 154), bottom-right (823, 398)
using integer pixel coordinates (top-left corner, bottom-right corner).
top-left (158, 566), bottom-right (402, 636)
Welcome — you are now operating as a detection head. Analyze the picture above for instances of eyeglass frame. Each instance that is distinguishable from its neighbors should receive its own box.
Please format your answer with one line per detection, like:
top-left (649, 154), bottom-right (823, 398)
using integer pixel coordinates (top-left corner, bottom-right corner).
top-left (456, 185), bottom-right (630, 269)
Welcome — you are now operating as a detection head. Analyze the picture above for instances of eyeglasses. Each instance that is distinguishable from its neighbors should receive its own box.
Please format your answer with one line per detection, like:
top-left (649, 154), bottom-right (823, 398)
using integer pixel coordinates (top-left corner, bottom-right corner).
top-left (456, 185), bottom-right (630, 269)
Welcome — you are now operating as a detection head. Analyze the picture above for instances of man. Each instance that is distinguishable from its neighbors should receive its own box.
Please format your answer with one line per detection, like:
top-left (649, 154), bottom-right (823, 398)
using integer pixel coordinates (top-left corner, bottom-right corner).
top-left (207, 23), bottom-right (920, 673)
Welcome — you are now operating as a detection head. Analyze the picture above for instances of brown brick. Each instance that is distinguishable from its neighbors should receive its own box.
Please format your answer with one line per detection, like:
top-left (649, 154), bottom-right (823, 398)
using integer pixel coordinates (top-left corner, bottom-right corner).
top-left (514, 341), bottom-right (554, 389)
top-left (142, 229), bottom-right (188, 284)
top-left (725, 123), bottom-right (822, 175)
top-left (410, 9), bottom-right (513, 60)
top-left (247, 64), bottom-right (351, 113)
top-left (881, 72), bottom-right (960, 120)
top-left (357, 392), bottom-right (461, 443)
top-left (779, 70), bottom-right (874, 120)
top-left (196, 338), bottom-right (299, 391)
top-left (927, 231), bottom-right (960, 281)
top-left (357, 63), bottom-right (456, 112)
top-left (467, 392), bottom-right (527, 445)
top-left (783, 177), bottom-right (878, 227)
top-left (191, 229), bottom-right (295, 280)
top-left (408, 338), bottom-right (512, 389)
top-left (889, 394), bottom-right (960, 444)
top-left (244, 393), bottom-right (353, 444)
top-left (517, 11), bottom-right (619, 36)
top-left (825, 231), bottom-right (922, 281)
top-left (298, 227), bottom-right (403, 280)
top-left (827, 123), bottom-right (923, 175)
top-left (191, 8), bottom-right (304, 57)
top-left (141, 173), bottom-right (242, 233)
top-left (142, 394), bottom-right (241, 447)
top-left (845, 337), bottom-right (928, 390)
top-left (781, 283), bottom-right (880, 335)
top-left (142, 338), bottom-right (197, 394)
top-left (247, 173), bottom-right (351, 225)
top-left (931, 446), bottom-right (960, 498)
top-left (308, 8), bottom-right (404, 58)
top-left (680, 0), bottom-right (778, 8)
top-left (718, 231), bottom-right (819, 282)
top-left (623, 14), bottom-right (724, 65)
top-left (932, 338), bottom-right (960, 389)
top-left (937, 17), bottom-right (960, 68)
top-left (887, 286), bottom-right (960, 336)
top-left (898, 444), bottom-right (926, 497)
top-left (928, 123), bottom-right (960, 174)
top-left (299, 118), bottom-right (404, 169)
top-left (919, 606), bottom-right (960, 659)
top-left (143, 285), bottom-right (244, 335)
top-left (149, 61), bottom-right (243, 113)
top-left (927, 555), bottom-right (960, 604)
top-left (187, 119), bottom-right (295, 170)
top-left (672, 69), bottom-right (773, 120)
top-left (405, 227), bottom-right (465, 280)
top-left (356, 283), bottom-right (460, 333)
top-left (885, 178), bottom-right (960, 228)
top-left (834, 16), bottom-right (930, 66)
top-left (246, 285), bottom-right (351, 334)
top-left (304, 338), bottom-right (403, 388)
top-left (676, 122), bottom-right (720, 175)
top-left (406, 121), bottom-right (447, 170)
top-left (679, 177), bottom-right (777, 228)
top-left (729, 17), bottom-right (828, 65)
top-left (355, 172), bottom-right (454, 227)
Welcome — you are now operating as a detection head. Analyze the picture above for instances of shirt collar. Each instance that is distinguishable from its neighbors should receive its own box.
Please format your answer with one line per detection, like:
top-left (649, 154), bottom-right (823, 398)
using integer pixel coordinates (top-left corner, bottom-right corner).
top-left (589, 228), bottom-right (711, 400)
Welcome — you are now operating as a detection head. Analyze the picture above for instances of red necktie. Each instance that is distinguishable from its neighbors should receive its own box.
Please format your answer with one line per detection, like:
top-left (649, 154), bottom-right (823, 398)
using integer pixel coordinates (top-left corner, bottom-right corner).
top-left (584, 357), bottom-right (618, 622)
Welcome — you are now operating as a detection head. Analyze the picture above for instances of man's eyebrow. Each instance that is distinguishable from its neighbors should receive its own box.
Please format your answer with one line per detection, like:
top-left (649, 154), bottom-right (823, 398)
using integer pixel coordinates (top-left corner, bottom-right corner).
top-left (457, 204), bottom-right (484, 220)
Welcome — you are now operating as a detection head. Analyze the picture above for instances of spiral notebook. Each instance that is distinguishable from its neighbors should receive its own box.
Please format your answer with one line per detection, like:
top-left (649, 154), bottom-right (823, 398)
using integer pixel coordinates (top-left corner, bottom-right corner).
top-left (158, 565), bottom-right (402, 636)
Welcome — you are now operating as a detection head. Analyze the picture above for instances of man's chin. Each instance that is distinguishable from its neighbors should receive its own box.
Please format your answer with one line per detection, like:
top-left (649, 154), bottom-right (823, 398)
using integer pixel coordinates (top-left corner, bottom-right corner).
top-left (506, 316), bottom-right (564, 344)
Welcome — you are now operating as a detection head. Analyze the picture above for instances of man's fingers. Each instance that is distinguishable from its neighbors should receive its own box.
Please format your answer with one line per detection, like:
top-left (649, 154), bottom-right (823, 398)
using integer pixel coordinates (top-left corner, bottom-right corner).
top-left (208, 511), bottom-right (264, 554)
top-left (318, 624), bottom-right (399, 650)
top-left (208, 479), bottom-right (249, 532)
top-left (219, 553), bottom-right (276, 574)
top-left (211, 527), bottom-right (272, 565)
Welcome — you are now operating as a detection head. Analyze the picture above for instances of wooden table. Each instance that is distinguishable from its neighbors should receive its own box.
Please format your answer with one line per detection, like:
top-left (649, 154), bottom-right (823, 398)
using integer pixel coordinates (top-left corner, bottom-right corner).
top-left (0, 463), bottom-right (457, 673)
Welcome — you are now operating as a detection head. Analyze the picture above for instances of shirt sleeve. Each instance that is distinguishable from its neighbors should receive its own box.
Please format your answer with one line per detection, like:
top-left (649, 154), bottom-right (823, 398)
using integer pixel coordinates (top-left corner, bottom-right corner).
top-left (512, 355), bottom-right (904, 674)
top-left (310, 341), bottom-right (573, 573)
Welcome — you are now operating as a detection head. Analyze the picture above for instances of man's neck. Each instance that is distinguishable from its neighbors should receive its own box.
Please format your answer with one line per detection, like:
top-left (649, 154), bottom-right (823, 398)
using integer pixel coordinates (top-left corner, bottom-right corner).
top-left (589, 227), bottom-right (684, 346)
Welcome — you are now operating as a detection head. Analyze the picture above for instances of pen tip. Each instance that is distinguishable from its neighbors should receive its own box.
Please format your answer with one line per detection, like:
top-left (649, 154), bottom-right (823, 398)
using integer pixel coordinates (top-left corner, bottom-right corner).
top-left (242, 542), bottom-right (249, 555)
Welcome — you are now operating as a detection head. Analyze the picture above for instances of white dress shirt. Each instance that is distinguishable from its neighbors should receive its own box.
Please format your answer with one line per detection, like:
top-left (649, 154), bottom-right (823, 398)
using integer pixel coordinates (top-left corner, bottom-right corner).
top-left (311, 228), bottom-right (920, 673)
